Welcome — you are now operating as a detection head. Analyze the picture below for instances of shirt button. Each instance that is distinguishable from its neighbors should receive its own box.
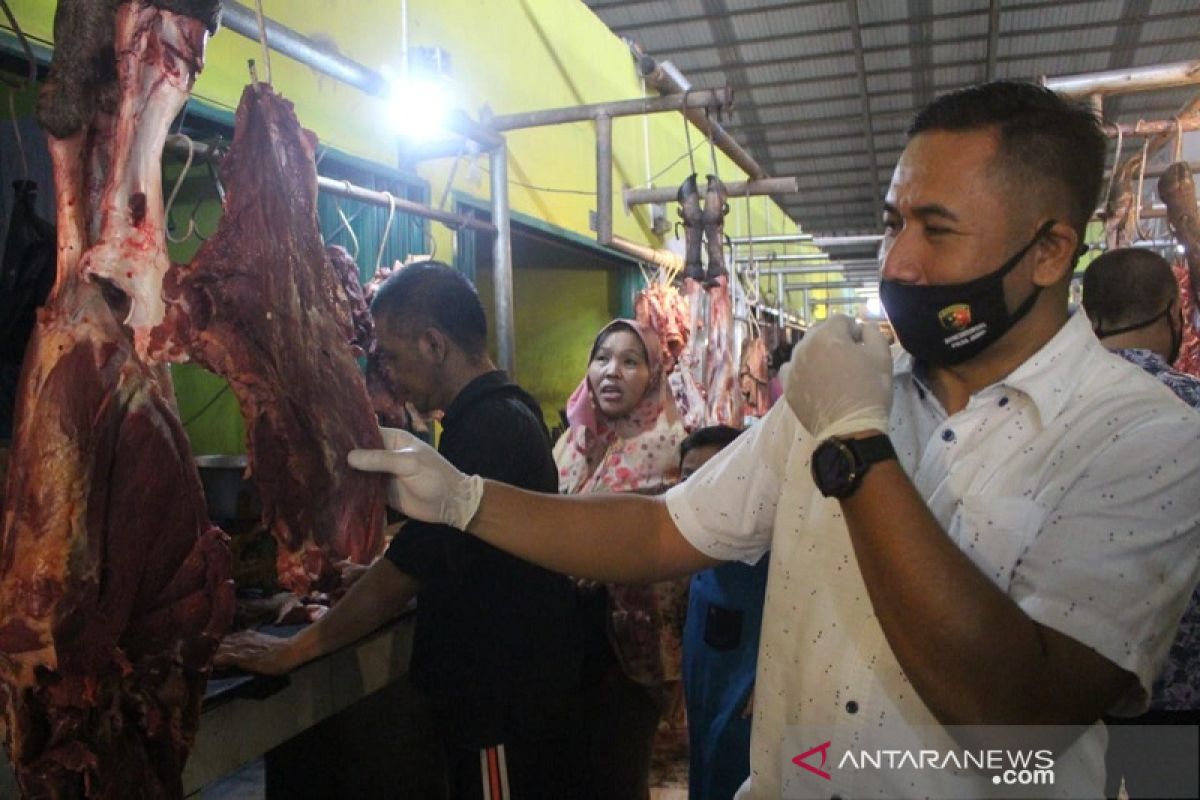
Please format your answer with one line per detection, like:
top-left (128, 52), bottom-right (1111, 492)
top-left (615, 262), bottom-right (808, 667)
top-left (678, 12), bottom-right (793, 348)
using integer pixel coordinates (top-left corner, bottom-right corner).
top-left (845, 700), bottom-right (858, 714)
top-left (999, 396), bottom-right (1010, 407)
top-left (941, 428), bottom-right (955, 443)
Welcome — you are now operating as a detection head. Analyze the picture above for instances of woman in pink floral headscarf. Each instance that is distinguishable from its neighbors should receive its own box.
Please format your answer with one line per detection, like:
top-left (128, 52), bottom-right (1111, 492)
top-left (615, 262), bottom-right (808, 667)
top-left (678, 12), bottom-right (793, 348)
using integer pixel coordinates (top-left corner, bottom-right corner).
top-left (554, 319), bottom-right (690, 800)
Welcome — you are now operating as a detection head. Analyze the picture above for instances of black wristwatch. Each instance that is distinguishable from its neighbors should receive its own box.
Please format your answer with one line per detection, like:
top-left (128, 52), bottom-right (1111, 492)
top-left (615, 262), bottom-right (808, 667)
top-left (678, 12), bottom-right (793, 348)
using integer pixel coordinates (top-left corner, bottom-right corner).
top-left (811, 434), bottom-right (897, 499)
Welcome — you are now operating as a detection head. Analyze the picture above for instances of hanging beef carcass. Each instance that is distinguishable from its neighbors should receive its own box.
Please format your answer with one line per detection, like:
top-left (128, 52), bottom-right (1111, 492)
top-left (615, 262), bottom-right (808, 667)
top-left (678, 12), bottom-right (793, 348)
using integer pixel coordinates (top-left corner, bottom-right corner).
top-left (0, 1), bottom-right (233, 797)
top-left (738, 336), bottom-right (769, 418)
top-left (636, 282), bottom-right (705, 431)
top-left (1159, 161), bottom-right (1200, 375)
top-left (704, 276), bottom-right (738, 426)
top-left (155, 84), bottom-right (387, 594)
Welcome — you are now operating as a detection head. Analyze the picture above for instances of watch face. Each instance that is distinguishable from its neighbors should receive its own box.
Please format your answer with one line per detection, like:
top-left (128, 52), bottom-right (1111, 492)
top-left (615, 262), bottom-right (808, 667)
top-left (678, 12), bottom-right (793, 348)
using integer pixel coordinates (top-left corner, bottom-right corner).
top-left (812, 440), bottom-right (855, 495)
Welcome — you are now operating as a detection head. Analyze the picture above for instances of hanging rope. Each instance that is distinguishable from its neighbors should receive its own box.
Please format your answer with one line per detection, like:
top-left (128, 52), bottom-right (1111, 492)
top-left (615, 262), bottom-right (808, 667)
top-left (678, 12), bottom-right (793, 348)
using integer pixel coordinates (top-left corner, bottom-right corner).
top-left (705, 107), bottom-right (720, 179)
top-left (682, 95), bottom-right (697, 176)
top-left (1101, 125), bottom-right (1124, 215)
top-left (252, 0), bottom-right (273, 85)
top-left (375, 191), bottom-right (396, 272)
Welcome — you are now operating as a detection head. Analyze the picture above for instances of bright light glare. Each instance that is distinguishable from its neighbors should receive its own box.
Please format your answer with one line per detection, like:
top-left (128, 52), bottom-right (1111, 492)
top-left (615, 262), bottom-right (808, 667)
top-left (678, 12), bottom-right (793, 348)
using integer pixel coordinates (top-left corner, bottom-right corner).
top-left (866, 296), bottom-right (883, 317)
top-left (387, 76), bottom-right (449, 141)
top-left (1178, 244), bottom-right (1187, 255)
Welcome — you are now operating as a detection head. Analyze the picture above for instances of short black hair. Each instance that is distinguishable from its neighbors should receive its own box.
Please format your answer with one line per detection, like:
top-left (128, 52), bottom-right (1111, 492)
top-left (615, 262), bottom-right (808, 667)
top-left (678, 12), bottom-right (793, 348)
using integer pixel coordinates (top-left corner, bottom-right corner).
top-left (370, 260), bottom-right (488, 356)
top-left (680, 425), bottom-right (742, 461)
top-left (909, 81), bottom-right (1105, 243)
top-left (1081, 248), bottom-right (1178, 331)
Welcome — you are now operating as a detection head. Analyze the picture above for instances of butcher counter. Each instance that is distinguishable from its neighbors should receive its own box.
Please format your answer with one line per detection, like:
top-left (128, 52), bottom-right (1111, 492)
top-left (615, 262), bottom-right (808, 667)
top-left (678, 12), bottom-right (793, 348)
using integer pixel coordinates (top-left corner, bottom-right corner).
top-left (0, 609), bottom-right (420, 798)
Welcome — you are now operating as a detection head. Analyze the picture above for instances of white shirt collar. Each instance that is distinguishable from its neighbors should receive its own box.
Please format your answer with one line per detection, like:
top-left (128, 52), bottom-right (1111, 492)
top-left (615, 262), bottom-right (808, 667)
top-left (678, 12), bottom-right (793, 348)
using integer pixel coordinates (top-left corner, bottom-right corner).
top-left (891, 312), bottom-right (1101, 424)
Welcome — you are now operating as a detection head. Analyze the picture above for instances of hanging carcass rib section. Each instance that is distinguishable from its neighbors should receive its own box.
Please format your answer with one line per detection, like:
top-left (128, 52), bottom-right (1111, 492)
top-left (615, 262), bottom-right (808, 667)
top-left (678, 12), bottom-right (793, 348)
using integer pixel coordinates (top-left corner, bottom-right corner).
top-left (158, 85), bottom-right (386, 594)
top-left (0, 2), bottom-right (233, 797)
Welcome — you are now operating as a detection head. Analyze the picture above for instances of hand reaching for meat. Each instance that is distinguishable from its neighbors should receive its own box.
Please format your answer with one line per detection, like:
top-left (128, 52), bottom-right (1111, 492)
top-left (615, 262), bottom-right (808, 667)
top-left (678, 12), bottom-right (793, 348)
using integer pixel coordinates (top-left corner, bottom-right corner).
top-left (214, 629), bottom-right (300, 676)
top-left (348, 427), bottom-right (484, 530)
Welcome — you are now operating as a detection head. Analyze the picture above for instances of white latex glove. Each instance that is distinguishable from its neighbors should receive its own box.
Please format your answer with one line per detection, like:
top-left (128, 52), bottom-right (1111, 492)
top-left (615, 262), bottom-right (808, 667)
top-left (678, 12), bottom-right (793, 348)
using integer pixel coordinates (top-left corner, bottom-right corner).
top-left (781, 314), bottom-right (893, 441)
top-left (348, 427), bottom-right (485, 531)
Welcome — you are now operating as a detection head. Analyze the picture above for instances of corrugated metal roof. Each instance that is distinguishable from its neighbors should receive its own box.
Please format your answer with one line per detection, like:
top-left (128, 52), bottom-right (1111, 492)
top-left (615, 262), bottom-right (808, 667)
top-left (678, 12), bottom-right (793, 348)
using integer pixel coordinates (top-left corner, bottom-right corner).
top-left (584, 0), bottom-right (1200, 248)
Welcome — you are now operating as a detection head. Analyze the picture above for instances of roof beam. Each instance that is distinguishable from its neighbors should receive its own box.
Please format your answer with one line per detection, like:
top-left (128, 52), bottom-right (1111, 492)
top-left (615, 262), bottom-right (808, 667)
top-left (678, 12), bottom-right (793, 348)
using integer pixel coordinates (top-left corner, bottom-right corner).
top-left (601, 0), bottom-right (1083, 36)
top-left (597, 0), bottom-right (846, 34)
top-left (843, 0), bottom-right (883, 223)
top-left (984, 0), bottom-right (1002, 80)
top-left (673, 20), bottom-right (1199, 79)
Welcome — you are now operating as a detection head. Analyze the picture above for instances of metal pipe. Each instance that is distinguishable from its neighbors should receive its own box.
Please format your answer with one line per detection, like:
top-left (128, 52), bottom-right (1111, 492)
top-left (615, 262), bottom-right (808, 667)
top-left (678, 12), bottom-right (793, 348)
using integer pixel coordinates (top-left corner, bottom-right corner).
top-left (320, 176), bottom-right (497, 234)
top-left (490, 142), bottom-right (515, 372)
top-left (609, 235), bottom-right (683, 271)
top-left (636, 53), bottom-right (769, 180)
top-left (1136, 161), bottom-right (1199, 179)
top-left (1044, 60), bottom-right (1200, 99)
top-left (1103, 117), bottom-right (1200, 138)
top-left (738, 262), bottom-right (880, 275)
top-left (764, 280), bottom-right (877, 292)
top-left (164, 135), bottom-right (498, 234)
top-left (813, 234), bottom-right (884, 248)
top-left (488, 88), bottom-right (732, 131)
top-left (443, 109), bottom-right (504, 150)
top-left (596, 114), bottom-right (613, 245)
top-left (624, 177), bottom-right (797, 206)
top-left (728, 233), bottom-right (814, 245)
top-left (221, 2), bottom-right (388, 96)
top-left (735, 253), bottom-right (838, 263)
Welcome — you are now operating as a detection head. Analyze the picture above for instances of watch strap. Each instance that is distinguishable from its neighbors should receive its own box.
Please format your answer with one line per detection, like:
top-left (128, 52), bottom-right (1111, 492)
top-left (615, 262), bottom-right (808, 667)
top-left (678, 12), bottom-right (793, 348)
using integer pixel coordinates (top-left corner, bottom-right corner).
top-left (848, 434), bottom-right (896, 468)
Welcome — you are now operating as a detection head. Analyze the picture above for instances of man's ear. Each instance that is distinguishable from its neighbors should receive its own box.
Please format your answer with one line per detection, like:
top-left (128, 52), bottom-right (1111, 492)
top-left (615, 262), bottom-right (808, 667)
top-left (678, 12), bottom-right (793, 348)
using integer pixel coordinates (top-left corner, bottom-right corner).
top-left (1032, 220), bottom-right (1080, 287)
top-left (419, 328), bottom-right (448, 364)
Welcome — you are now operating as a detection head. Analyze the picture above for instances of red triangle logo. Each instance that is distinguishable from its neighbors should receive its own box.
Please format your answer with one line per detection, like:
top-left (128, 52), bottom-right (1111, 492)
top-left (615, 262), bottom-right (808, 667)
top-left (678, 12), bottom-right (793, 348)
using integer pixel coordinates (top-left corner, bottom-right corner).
top-left (792, 740), bottom-right (833, 780)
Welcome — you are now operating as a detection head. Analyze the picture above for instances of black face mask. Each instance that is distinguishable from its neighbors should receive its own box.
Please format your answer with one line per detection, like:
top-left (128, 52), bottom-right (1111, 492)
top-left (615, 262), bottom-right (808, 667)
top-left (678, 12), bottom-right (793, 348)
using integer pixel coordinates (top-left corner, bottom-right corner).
top-left (880, 220), bottom-right (1055, 366)
top-left (1094, 300), bottom-right (1182, 365)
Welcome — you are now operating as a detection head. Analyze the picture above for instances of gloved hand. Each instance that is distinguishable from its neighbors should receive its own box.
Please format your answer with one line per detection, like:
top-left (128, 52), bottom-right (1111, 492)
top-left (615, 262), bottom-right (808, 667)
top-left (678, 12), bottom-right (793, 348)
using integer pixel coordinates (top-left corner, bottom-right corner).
top-left (348, 427), bottom-right (485, 531)
top-left (781, 314), bottom-right (893, 441)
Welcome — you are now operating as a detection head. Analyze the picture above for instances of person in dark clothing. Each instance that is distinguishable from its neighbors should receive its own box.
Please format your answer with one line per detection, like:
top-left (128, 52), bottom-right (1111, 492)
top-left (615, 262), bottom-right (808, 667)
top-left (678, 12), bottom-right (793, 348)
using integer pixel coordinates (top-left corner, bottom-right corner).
top-left (217, 261), bottom-right (581, 799)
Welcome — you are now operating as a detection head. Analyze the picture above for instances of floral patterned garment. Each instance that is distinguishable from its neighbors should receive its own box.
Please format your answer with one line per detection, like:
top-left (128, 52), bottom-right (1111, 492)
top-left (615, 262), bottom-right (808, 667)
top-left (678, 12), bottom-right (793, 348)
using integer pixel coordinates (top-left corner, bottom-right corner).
top-left (555, 319), bottom-right (692, 688)
top-left (1115, 346), bottom-right (1200, 711)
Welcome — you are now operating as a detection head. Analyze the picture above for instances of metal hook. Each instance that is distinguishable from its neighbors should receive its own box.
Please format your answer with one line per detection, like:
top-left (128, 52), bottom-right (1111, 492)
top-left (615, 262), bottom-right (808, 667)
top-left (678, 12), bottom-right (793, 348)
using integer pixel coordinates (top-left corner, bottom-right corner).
top-left (327, 189), bottom-right (361, 261)
top-left (375, 190), bottom-right (397, 272)
top-left (165, 134), bottom-right (198, 244)
top-left (1133, 139), bottom-right (1152, 242)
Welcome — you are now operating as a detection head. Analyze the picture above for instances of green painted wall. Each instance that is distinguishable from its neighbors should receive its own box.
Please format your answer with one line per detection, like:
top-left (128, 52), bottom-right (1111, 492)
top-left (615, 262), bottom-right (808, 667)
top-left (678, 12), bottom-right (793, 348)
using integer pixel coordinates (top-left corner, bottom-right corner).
top-left (472, 226), bottom-right (628, 428)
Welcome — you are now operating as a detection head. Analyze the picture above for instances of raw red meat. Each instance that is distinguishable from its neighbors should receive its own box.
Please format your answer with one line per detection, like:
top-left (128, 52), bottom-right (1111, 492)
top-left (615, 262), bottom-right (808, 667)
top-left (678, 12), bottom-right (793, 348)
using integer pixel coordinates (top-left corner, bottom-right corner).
top-left (0, 2), bottom-right (232, 796)
top-left (635, 282), bottom-right (705, 431)
top-left (739, 336), bottom-right (769, 418)
top-left (703, 276), bottom-right (738, 425)
top-left (156, 85), bottom-right (387, 594)
top-left (326, 244), bottom-right (375, 359)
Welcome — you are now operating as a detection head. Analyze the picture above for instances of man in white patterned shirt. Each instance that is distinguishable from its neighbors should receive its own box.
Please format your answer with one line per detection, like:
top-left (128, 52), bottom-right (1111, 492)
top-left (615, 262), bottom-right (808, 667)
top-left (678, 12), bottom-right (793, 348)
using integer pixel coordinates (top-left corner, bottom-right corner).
top-left (351, 82), bottom-right (1200, 799)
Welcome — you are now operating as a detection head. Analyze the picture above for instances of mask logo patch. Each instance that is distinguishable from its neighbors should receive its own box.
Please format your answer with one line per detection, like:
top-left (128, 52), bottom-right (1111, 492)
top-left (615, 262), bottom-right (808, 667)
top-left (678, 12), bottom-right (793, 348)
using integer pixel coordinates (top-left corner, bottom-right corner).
top-left (938, 304), bottom-right (972, 332)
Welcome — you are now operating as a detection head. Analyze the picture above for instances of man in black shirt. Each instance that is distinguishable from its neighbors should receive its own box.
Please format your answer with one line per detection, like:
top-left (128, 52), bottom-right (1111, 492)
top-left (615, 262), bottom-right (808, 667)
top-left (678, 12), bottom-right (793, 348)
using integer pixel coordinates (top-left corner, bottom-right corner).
top-left (217, 261), bottom-right (580, 799)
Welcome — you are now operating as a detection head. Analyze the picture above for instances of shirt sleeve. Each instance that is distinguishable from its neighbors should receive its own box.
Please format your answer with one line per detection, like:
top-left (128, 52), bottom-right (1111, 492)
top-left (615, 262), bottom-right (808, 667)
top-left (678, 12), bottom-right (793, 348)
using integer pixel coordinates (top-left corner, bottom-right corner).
top-left (388, 398), bottom-right (549, 581)
top-left (1009, 406), bottom-right (1200, 715)
top-left (665, 402), bottom-right (799, 564)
